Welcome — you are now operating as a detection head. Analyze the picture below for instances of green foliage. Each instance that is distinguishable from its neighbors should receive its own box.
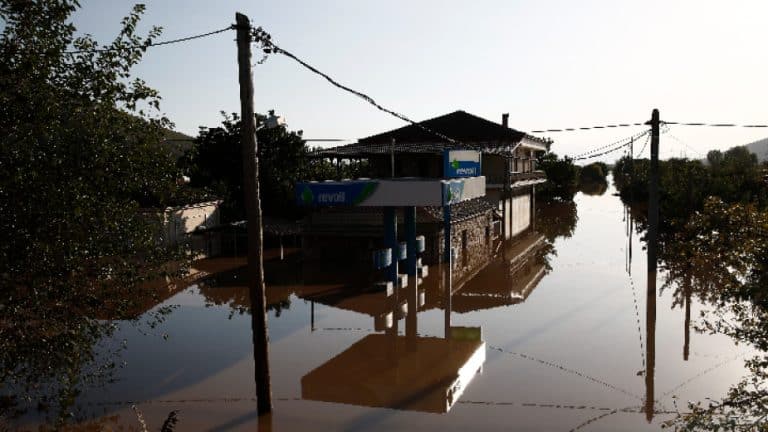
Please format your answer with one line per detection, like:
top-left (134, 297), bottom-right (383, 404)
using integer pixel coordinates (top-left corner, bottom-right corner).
top-left (616, 147), bottom-right (768, 429)
top-left (1, 1), bottom-right (186, 422)
top-left (578, 162), bottom-right (608, 196)
top-left (536, 152), bottom-right (580, 201)
top-left (613, 148), bottom-right (767, 231)
top-left (579, 162), bottom-right (607, 183)
top-left (185, 114), bottom-right (368, 221)
top-left (184, 112), bottom-right (307, 221)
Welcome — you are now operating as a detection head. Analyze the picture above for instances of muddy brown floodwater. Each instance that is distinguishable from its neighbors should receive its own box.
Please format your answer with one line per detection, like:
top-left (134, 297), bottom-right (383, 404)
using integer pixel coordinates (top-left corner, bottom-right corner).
top-left (13, 179), bottom-right (752, 431)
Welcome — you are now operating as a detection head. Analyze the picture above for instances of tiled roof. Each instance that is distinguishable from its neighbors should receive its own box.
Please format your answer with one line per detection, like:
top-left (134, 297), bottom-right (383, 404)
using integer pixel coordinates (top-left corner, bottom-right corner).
top-left (420, 197), bottom-right (496, 223)
top-left (315, 111), bottom-right (548, 157)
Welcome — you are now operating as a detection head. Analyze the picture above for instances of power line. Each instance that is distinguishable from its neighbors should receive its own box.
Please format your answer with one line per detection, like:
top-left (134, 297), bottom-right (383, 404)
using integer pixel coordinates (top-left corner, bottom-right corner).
top-left (571, 130), bottom-right (649, 159)
top-left (530, 123), bottom-right (647, 133)
top-left (54, 25), bottom-right (235, 55)
top-left (635, 132), bottom-right (651, 157)
top-left (249, 26), bottom-right (462, 146)
top-left (573, 130), bottom-right (651, 161)
top-left (663, 131), bottom-right (705, 158)
top-left (663, 121), bottom-right (768, 128)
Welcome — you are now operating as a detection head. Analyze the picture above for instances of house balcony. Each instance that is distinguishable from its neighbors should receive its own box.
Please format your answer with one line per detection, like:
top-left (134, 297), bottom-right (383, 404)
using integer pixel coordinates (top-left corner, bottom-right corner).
top-left (486, 171), bottom-right (547, 189)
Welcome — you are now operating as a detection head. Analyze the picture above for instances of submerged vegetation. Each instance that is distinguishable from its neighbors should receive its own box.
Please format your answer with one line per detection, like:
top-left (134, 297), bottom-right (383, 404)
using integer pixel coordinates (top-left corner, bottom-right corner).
top-left (536, 153), bottom-right (581, 201)
top-left (536, 153), bottom-right (609, 200)
top-left (614, 148), bottom-right (768, 430)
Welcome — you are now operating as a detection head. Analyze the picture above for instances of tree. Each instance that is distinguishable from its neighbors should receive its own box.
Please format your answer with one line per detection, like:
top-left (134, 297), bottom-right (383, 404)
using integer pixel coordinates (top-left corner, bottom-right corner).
top-left (536, 152), bottom-right (580, 201)
top-left (707, 149), bottom-right (724, 169)
top-left (186, 112), bottom-right (307, 221)
top-left (576, 161), bottom-right (609, 196)
top-left (186, 114), bottom-right (368, 221)
top-left (1, 1), bottom-right (185, 423)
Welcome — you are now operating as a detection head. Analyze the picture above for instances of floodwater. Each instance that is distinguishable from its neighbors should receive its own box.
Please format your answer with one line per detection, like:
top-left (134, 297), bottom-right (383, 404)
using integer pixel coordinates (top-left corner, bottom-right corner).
top-left (12, 180), bottom-right (752, 431)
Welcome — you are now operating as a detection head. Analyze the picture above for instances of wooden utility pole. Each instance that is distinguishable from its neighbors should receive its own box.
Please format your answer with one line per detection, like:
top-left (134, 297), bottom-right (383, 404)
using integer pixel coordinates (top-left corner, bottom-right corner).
top-left (647, 109), bottom-right (660, 273)
top-left (644, 108), bottom-right (660, 422)
top-left (236, 12), bottom-right (272, 415)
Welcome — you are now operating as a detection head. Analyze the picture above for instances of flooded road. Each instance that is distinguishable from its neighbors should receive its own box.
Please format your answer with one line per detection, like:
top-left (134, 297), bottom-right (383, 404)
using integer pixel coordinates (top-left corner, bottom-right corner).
top-left (15, 180), bottom-right (751, 431)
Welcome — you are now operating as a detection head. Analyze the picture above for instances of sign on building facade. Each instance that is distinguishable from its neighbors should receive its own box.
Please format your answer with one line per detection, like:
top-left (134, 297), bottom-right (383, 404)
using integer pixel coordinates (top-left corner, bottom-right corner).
top-left (444, 150), bottom-right (481, 178)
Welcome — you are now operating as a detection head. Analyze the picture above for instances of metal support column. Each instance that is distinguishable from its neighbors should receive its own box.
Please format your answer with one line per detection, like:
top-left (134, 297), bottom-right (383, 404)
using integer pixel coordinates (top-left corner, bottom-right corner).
top-left (443, 204), bottom-right (452, 339)
top-left (404, 206), bottom-right (418, 342)
top-left (383, 208), bottom-right (398, 286)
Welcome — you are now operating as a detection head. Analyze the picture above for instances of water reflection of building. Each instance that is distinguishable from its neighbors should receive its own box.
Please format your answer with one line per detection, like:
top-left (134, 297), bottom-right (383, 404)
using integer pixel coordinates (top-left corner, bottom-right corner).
top-left (299, 262), bottom-right (486, 413)
top-left (301, 332), bottom-right (485, 413)
top-left (430, 232), bottom-right (550, 313)
top-left (294, 219), bottom-right (559, 413)
top-left (303, 110), bottom-right (549, 283)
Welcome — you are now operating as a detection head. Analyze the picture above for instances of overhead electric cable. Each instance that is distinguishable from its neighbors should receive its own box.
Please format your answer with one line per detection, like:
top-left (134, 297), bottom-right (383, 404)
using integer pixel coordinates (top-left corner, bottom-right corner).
top-left (529, 123), bottom-right (647, 133)
top-left (249, 26), bottom-right (462, 145)
top-left (662, 121), bottom-right (768, 128)
top-left (53, 25), bottom-right (235, 55)
top-left (635, 132), bottom-right (651, 158)
top-left (571, 129), bottom-right (650, 159)
top-left (662, 130), bottom-right (705, 158)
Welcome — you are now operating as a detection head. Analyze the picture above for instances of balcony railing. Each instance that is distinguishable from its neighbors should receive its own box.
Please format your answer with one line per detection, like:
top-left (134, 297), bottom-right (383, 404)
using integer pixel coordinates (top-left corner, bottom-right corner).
top-left (509, 171), bottom-right (546, 182)
top-left (486, 170), bottom-right (546, 186)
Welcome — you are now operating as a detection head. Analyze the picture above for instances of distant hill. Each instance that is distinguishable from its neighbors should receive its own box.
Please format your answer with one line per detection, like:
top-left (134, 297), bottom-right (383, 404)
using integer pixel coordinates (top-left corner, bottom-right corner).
top-left (744, 137), bottom-right (768, 162)
top-left (162, 128), bottom-right (196, 158)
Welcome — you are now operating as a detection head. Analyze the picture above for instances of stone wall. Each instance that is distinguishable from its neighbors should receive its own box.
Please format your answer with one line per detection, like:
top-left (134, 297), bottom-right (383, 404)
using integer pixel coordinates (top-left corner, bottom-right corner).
top-left (433, 211), bottom-right (494, 284)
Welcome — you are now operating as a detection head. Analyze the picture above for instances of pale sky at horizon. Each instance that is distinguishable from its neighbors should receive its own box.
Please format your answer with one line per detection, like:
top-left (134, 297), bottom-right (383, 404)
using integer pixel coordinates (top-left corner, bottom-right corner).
top-left (71, 0), bottom-right (768, 163)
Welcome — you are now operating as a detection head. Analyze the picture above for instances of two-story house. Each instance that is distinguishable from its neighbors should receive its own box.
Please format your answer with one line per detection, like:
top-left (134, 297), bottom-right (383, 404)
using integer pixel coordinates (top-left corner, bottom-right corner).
top-left (303, 110), bottom-right (549, 284)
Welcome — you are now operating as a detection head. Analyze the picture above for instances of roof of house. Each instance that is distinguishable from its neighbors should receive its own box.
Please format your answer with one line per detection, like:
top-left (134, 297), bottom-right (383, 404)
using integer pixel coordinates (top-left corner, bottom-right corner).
top-left (315, 110), bottom-right (549, 158)
top-left (421, 197), bottom-right (496, 223)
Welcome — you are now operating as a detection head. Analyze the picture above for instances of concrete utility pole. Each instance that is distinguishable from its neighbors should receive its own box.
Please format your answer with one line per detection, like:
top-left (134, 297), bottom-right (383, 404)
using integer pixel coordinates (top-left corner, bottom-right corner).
top-left (236, 12), bottom-right (272, 415)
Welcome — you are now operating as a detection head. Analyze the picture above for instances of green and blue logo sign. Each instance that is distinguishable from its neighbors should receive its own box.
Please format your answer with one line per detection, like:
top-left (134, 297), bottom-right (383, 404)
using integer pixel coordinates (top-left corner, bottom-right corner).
top-left (443, 181), bottom-right (465, 205)
top-left (296, 181), bottom-right (378, 206)
top-left (444, 150), bottom-right (481, 178)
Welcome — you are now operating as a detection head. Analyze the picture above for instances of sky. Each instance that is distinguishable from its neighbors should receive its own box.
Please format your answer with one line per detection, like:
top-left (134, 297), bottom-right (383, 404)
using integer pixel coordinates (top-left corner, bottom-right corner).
top-left (71, 0), bottom-right (768, 162)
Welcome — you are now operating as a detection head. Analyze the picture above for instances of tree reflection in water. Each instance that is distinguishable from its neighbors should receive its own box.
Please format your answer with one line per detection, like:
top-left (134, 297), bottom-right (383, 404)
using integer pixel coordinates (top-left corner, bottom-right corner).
top-left (579, 179), bottom-right (609, 196)
top-left (651, 197), bottom-right (768, 430)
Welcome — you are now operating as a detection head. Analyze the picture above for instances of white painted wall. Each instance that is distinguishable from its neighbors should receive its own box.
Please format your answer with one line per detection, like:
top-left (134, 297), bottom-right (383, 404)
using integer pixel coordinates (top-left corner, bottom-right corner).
top-left (163, 201), bottom-right (222, 246)
top-left (503, 198), bottom-right (511, 240)
top-left (511, 194), bottom-right (531, 237)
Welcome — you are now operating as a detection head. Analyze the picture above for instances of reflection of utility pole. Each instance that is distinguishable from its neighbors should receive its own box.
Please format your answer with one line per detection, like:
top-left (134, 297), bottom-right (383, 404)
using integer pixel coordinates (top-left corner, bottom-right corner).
top-left (644, 108), bottom-right (660, 423)
top-left (236, 12), bottom-right (272, 415)
top-left (645, 275), bottom-right (656, 423)
top-left (684, 277), bottom-right (691, 361)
